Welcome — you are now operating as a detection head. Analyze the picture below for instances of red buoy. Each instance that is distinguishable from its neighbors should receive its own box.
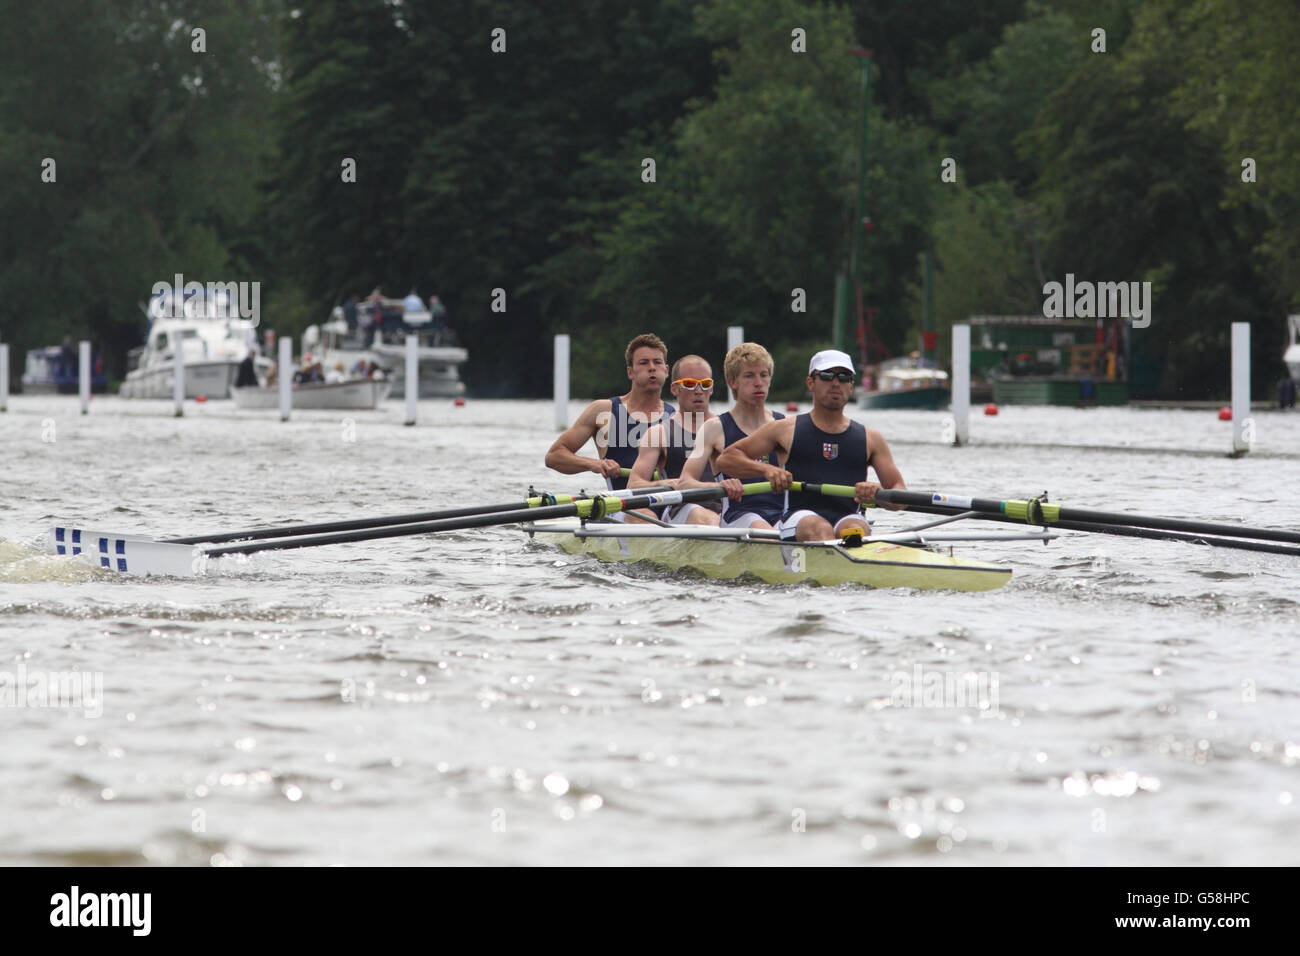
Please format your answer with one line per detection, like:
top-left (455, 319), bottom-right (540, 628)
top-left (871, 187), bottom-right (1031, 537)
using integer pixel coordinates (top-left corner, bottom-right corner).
top-left (196, 395), bottom-right (208, 403)
top-left (1217, 406), bottom-right (1231, 421)
top-left (453, 397), bottom-right (466, 407)
top-left (785, 401), bottom-right (798, 412)
top-left (984, 403), bottom-right (998, 416)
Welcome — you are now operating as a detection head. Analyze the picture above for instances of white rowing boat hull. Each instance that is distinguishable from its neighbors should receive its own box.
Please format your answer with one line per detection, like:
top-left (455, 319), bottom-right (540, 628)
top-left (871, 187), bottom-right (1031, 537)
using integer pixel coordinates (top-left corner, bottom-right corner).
top-left (527, 520), bottom-right (1011, 591)
top-left (231, 378), bottom-right (393, 410)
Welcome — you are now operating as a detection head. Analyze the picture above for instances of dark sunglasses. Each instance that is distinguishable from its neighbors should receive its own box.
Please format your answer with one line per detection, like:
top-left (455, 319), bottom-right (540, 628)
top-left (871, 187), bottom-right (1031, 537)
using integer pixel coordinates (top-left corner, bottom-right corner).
top-left (813, 370), bottom-right (854, 383)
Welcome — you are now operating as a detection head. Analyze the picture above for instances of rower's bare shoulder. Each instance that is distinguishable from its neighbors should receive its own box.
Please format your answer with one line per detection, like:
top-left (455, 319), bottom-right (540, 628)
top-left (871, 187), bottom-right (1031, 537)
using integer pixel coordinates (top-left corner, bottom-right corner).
top-left (695, 416), bottom-right (725, 445)
top-left (639, 421), bottom-right (668, 447)
top-left (769, 415), bottom-right (798, 440)
top-left (579, 398), bottom-right (614, 422)
top-left (865, 426), bottom-right (895, 455)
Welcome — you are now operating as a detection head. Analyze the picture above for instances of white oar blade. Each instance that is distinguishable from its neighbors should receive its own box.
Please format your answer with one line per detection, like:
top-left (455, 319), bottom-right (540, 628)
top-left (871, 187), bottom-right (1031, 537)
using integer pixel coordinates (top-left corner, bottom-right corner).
top-left (46, 527), bottom-right (206, 577)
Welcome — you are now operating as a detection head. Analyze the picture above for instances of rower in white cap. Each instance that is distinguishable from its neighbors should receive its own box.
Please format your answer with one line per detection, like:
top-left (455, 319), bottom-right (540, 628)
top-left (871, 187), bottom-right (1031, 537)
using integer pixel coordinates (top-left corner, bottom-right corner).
top-left (715, 348), bottom-right (907, 542)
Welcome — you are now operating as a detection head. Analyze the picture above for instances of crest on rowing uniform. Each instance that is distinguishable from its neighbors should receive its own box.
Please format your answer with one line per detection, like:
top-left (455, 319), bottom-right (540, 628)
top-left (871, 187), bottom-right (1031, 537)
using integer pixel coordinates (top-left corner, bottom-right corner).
top-left (822, 443), bottom-right (838, 460)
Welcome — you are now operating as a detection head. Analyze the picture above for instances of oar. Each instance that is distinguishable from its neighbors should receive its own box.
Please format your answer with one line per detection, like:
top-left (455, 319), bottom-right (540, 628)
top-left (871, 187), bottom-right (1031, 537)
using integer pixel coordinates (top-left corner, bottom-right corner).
top-left (47, 527), bottom-right (206, 577)
top-left (205, 483), bottom-right (773, 557)
top-left (788, 483), bottom-right (1300, 556)
top-left (893, 503), bottom-right (1300, 557)
top-left (872, 489), bottom-right (1300, 546)
top-left (167, 485), bottom-right (671, 544)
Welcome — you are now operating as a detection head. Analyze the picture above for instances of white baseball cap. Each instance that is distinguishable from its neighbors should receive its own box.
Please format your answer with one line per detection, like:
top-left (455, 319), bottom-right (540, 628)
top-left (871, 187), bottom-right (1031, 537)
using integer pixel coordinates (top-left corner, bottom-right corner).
top-left (808, 349), bottom-right (856, 374)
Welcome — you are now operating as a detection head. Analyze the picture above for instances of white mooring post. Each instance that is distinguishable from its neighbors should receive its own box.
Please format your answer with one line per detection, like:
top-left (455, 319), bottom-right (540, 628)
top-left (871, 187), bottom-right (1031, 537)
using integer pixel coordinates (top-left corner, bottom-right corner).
top-left (79, 340), bottom-right (91, 414)
top-left (0, 343), bottom-right (9, 412)
top-left (172, 339), bottom-right (185, 417)
top-left (726, 326), bottom-right (744, 403)
top-left (278, 336), bottom-right (292, 421)
top-left (553, 333), bottom-right (570, 430)
top-left (1231, 321), bottom-right (1251, 456)
top-left (952, 323), bottom-right (970, 446)
top-left (404, 334), bottom-right (418, 426)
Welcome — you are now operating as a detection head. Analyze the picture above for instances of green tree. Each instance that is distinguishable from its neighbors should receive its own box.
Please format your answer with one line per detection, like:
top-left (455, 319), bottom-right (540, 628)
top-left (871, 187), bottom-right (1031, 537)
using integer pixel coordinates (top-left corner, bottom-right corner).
top-left (1024, 4), bottom-right (1280, 396)
top-left (0, 1), bottom-right (279, 380)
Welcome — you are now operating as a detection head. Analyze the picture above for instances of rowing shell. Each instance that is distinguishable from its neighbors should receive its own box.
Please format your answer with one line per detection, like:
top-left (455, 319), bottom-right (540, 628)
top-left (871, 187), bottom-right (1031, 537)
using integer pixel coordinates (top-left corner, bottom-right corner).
top-left (524, 520), bottom-right (1014, 591)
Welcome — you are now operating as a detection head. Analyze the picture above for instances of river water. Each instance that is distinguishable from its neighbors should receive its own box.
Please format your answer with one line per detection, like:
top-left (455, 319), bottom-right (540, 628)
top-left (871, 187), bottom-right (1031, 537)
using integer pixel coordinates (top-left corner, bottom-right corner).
top-left (1, 395), bottom-right (1297, 865)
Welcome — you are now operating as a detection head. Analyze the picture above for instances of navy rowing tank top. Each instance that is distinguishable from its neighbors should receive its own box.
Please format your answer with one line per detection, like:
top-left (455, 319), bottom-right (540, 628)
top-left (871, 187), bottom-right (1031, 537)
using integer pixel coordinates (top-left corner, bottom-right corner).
top-left (716, 411), bottom-right (786, 519)
top-left (604, 395), bottom-right (674, 490)
top-left (662, 416), bottom-right (715, 482)
top-left (782, 413), bottom-right (868, 519)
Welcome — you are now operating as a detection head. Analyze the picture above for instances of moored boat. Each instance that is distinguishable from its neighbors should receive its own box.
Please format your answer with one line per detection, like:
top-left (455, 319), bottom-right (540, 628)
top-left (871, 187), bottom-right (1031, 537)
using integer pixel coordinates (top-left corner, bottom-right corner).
top-left (231, 377), bottom-right (392, 410)
top-left (21, 346), bottom-right (108, 394)
top-left (859, 356), bottom-right (950, 410)
top-left (305, 302), bottom-right (468, 398)
top-left (120, 289), bottom-right (261, 399)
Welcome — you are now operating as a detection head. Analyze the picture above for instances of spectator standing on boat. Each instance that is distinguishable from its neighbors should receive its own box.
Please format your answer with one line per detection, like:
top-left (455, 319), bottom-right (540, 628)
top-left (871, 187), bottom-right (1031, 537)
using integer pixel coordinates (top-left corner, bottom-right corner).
top-left (429, 296), bottom-right (447, 326)
top-left (429, 295), bottom-right (449, 345)
top-left (342, 296), bottom-right (359, 333)
top-left (675, 342), bottom-right (785, 530)
top-left (545, 333), bottom-right (675, 492)
top-left (717, 349), bottom-right (907, 542)
top-left (402, 289), bottom-right (424, 321)
top-left (359, 298), bottom-right (376, 346)
top-left (235, 345), bottom-right (259, 387)
top-left (627, 356), bottom-right (743, 526)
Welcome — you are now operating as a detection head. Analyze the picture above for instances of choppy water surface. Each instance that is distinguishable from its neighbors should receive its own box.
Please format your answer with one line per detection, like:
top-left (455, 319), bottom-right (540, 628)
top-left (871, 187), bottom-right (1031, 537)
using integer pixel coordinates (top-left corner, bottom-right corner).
top-left (2, 396), bottom-right (1298, 865)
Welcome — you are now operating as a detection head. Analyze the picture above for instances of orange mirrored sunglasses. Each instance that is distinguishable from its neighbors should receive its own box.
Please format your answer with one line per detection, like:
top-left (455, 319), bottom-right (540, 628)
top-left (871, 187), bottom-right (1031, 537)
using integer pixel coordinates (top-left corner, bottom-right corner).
top-left (672, 377), bottom-right (714, 390)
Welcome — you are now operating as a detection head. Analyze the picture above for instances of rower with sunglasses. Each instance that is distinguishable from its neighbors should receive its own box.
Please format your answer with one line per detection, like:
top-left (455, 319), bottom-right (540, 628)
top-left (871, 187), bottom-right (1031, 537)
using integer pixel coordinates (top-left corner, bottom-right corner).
top-left (628, 355), bottom-right (744, 525)
top-left (715, 349), bottom-right (906, 542)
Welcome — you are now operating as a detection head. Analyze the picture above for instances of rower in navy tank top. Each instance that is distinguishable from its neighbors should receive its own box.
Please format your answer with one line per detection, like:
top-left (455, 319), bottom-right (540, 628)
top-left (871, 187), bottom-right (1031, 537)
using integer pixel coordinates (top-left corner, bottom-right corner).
top-left (716, 410), bottom-right (785, 526)
top-left (545, 333), bottom-right (675, 493)
top-left (628, 354), bottom-right (744, 525)
top-left (677, 342), bottom-right (787, 530)
top-left (781, 414), bottom-right (868, 525)
top-left (715, 348), bottom-right (910, 542)
top-left (603, 395), bottom-right (674, 490)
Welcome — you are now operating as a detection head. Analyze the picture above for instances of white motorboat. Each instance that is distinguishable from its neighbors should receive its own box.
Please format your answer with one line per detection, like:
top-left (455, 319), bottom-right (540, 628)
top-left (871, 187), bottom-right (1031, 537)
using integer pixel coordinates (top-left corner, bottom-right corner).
top-left (120, 290), bottom-right (262, 399)
top-left (304, 302), bottom-right (467, 398)
top-left (231, 377), bottom-right (392, 410)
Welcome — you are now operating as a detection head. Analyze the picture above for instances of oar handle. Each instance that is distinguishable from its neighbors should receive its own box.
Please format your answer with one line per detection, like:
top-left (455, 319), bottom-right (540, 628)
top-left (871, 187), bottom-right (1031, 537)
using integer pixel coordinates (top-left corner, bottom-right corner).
top-left (618, 467), bottom-right (663, 480)
top-left (790, 481), bottom-right (858, 498)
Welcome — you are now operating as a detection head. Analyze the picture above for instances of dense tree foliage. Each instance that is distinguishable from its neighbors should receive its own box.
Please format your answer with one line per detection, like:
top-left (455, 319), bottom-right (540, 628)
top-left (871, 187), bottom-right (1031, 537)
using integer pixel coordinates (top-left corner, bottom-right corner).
top-left (1, 0), bottom-right (1294, 398)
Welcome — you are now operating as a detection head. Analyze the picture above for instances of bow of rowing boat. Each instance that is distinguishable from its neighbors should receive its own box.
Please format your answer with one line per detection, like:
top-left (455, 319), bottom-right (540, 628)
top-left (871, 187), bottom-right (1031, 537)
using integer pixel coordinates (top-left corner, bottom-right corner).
top-left (523, 520), bottom-right (1012, 592)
